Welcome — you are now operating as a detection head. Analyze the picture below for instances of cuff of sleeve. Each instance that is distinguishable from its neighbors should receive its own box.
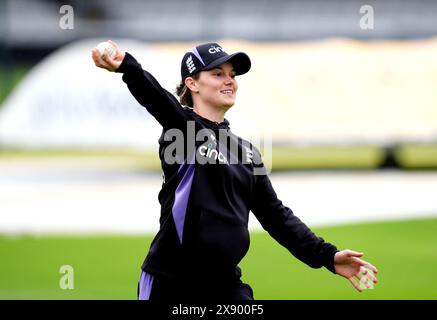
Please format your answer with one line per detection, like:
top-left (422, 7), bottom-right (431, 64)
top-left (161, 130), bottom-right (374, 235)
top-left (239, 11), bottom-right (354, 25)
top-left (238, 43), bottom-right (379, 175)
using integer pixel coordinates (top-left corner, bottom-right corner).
top-left (324, 248), bottom-right (339, 274)
top-left (115, 52), bottom-right (142, 74)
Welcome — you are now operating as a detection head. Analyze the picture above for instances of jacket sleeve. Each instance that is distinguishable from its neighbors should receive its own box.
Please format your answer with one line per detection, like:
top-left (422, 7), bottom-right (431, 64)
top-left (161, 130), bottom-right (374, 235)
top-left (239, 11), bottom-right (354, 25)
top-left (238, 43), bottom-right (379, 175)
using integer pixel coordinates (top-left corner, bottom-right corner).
top-left (250, 157), bottom-right (338, 274)
top-left (116, 52), bottom-right (189, 128)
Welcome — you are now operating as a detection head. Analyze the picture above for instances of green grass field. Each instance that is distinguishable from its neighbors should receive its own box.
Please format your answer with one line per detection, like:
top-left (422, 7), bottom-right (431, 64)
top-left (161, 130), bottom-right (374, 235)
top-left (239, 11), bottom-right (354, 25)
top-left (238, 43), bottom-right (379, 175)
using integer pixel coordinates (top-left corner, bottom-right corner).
top-left (1, 217), bottom-right (436, 300)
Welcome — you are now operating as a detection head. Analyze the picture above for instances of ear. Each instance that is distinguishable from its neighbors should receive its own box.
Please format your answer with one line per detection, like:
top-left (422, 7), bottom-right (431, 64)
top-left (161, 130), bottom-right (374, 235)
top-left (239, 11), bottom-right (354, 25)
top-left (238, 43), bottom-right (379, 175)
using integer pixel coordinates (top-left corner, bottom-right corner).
top-left (185, 77), bottom-right (199, 93)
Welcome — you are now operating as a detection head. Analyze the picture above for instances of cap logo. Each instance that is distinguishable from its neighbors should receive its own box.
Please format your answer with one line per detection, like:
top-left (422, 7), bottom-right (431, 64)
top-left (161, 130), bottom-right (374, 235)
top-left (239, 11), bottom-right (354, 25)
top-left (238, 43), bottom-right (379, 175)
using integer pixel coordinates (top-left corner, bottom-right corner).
top-left (208, 46), bottom-right (223, 54)
top-left (186, 55), bottom-right (196, 73)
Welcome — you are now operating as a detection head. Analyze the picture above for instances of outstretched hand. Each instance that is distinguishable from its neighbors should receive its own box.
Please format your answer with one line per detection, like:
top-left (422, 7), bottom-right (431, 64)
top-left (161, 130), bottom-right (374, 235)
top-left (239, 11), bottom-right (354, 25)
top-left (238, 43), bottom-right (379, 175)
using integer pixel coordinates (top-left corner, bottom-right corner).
top-left (91, 40), bottom-right (125, 72)
top-left (334, 249), bottom-right (378, 292)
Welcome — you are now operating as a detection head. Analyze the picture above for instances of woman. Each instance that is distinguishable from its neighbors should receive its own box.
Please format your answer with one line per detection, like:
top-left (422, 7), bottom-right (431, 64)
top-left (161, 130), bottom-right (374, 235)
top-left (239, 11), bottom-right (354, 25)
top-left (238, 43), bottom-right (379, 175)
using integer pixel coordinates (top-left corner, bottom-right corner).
top-left (91, 41), bottom-right (378, 300)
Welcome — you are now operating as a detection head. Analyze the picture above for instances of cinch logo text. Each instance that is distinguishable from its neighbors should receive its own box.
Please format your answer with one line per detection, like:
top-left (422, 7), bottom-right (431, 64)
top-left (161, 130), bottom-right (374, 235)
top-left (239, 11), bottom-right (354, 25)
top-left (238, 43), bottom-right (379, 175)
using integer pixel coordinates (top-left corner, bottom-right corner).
top-left (198, 145), bottom-right (228, 164)
top-left (208, 46), bottom-right (223, 54)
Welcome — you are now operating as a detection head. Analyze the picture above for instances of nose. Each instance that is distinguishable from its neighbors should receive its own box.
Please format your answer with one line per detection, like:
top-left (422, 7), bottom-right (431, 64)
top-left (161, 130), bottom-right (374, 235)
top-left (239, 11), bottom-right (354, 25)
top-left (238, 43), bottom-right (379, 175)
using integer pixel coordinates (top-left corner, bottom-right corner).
top-left (224, 74), bottom-right (235, 85)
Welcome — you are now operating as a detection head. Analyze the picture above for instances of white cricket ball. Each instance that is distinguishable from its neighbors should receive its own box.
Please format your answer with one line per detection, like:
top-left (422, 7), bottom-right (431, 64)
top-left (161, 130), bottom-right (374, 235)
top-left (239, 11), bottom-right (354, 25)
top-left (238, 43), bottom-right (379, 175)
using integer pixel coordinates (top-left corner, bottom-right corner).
top-left (96, 41), bottom-right (117, 59)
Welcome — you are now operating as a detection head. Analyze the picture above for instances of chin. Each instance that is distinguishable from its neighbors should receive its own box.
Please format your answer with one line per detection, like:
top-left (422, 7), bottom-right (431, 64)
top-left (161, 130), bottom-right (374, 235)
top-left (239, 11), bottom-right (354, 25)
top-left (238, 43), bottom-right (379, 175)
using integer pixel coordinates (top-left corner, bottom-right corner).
top-left (221, 98), bottom-right (235, 110)
top-left (222, 102), bottom-right (234, 111)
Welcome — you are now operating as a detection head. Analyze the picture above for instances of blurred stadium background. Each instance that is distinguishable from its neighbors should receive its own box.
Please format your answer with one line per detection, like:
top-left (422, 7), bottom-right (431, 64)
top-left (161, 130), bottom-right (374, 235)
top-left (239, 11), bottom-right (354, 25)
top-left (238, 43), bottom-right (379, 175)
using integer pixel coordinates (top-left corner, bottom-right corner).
top-left (1, 0), bottom-right (437, 299)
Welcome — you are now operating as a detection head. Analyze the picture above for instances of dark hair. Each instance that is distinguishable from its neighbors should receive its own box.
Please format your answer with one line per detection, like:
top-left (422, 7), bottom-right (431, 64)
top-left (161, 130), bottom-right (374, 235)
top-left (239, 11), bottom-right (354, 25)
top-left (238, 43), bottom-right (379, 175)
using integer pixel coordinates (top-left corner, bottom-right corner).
top-left (176, 73), bottom-right (200, 108)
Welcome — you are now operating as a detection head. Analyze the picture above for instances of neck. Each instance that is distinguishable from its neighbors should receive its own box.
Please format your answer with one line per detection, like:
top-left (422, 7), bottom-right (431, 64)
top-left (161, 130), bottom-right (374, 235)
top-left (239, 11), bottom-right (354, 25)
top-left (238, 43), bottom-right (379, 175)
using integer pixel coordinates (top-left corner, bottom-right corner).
top-left (192, 104), bottom-right (227, 124)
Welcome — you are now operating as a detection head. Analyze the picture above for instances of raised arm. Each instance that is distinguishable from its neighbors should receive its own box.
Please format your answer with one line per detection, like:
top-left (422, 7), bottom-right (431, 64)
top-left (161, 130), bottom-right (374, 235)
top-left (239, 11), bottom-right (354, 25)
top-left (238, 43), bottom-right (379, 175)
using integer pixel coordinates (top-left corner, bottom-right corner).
top-left (91, 40), bottom-right (189, 128)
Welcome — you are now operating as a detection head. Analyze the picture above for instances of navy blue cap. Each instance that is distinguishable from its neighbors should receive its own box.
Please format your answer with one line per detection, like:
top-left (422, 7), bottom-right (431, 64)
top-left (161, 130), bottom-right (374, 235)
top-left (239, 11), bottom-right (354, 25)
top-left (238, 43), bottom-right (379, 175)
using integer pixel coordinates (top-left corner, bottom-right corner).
top-left (181, 43), bottom-right (251, 82)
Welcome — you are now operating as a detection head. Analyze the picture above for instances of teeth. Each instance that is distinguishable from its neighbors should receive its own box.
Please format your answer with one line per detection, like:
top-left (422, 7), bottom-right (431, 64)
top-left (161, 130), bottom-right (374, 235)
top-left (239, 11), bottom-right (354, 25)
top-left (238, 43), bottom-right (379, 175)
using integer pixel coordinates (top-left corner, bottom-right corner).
top-left (221, 90), bottom-right (233, 94)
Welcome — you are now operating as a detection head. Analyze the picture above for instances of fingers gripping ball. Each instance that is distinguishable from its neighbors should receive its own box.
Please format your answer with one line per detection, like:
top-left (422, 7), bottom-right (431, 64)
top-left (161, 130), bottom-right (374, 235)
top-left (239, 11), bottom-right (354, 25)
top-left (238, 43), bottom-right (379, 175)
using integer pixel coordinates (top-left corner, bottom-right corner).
top-left (96, 41), bottom-right (117, 59)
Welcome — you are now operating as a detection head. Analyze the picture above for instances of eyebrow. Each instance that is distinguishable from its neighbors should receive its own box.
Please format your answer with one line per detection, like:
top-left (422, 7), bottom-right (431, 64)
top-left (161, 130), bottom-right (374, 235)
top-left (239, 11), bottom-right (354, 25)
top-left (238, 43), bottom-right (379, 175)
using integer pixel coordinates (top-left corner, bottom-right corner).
top-left (211, 67), bottom-right (236, 72)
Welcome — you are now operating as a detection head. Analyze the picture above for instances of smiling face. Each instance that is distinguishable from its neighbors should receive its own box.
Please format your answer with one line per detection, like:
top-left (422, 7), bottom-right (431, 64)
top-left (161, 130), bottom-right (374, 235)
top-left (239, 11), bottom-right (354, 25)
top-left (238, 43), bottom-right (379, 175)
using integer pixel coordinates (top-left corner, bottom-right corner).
top-left (187, 62), bottom-right (238, 112)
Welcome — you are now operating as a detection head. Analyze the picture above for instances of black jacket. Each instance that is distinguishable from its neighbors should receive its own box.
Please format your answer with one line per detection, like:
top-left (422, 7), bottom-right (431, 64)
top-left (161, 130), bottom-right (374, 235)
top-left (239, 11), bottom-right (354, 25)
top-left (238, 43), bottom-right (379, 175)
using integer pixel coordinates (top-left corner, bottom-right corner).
top-left (117, 52), bottom-right (338, 283)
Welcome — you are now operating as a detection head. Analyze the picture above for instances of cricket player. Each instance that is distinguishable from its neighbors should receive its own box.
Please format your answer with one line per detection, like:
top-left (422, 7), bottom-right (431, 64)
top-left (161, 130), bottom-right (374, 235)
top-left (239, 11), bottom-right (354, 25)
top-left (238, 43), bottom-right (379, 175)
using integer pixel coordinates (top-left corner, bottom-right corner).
top-left (92, 41), bottom-right (378, 300)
